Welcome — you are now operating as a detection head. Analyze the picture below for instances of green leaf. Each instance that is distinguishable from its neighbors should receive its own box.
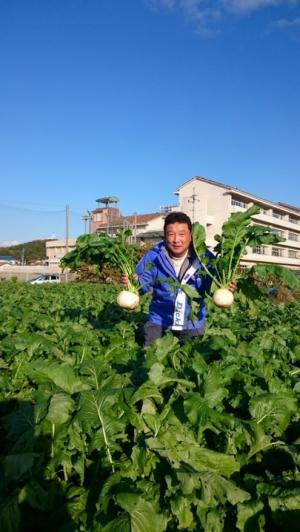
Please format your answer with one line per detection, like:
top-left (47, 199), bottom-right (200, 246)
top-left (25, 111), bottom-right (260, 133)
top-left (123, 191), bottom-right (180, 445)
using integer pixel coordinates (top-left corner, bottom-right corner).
top-left (77, 390), bottom-right (127, 468)
top-left (176, 471), bottom-right (201, 495)
top-left (26, 360), bottom-right (90, 394)
top-left (196, 507), bottom-right (226, 532)
top-left (101, 514), bottom-right (131, 532)
top-left (269, 494), bottom-right (300, 529)
top-left (131, 382), bottom-right (163, 405)
top-left (192, 222), bottom-right (207, 258)
top-left (170, 496), bottom-right (195, 529)
top-left (46, 393), bottom-right (75, 425)
top-left (148, 363), bottom-right (165, 386)
top-left (0, 494), bottom-right (21, 532)
top-left (198, 471), bottom-right (250, 506)
top-left (184, 392), bottom-right (234, 439)
top-left (131, 445), bottom-right (159, 477)
top-left (202, 366), bottom-right (229, 407)
top-left (103, 498), bottom-right (167, 532)
top-left (145, 333), bottom-right (180, 361)
top-left (116, 492), bottom-right (141, 512)
top-left (249, 393), bottom-right (298, 433)
top-left (236, 500), bottom-right (265, 531)
top-left (2, 453), bottom-right (38, 481)
top-left (147, 436), bottom-right (239, 477)
top-left (77, 390), bottom-right (123, 431)
top-left (244, 424), bottom-right (266, 457)
top-left (148, 363), bottom-right (193, 389)
top-left (18, 480), bottom-right (51, 511)
top-left (66, 486), bottom-right (88, 522)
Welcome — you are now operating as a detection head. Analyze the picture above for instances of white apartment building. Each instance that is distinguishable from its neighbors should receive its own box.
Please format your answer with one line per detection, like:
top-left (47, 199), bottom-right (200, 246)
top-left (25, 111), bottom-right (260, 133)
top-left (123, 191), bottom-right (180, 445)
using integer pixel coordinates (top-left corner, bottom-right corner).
top-left (175, 176), bottom-right (300, 270)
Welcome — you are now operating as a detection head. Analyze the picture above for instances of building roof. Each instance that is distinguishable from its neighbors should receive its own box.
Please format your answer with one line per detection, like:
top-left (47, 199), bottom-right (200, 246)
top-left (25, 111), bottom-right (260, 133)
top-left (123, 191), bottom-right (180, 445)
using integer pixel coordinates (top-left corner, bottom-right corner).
top-left (278, 202), bottom-right (300, 212)
top-left (122, 212), bottom-right (162, 224)
top-left (175, 175), bottom-right (300, 215)
top-left (174, 175), bottom-right (232, 194)
top-left (93, 211), bottom-right (163, 228)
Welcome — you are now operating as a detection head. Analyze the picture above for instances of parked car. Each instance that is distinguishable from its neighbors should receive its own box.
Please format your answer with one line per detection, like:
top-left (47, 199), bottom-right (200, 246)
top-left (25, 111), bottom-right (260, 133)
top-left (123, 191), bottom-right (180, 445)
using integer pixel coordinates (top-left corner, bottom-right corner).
top-left (28, 274), bottom-right (61, 284)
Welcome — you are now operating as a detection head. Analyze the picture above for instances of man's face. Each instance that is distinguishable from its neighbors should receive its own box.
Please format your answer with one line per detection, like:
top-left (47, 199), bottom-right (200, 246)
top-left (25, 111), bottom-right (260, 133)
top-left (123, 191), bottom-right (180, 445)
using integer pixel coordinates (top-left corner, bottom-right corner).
top-left (164, 222), bottom-right (192, 258)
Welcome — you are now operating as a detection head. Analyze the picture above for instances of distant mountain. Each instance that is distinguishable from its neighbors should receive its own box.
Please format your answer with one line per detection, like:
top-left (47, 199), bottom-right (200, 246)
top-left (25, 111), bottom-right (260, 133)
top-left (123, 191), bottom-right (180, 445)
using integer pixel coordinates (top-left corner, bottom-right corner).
top-left (0, 239), bottom-right (54, 263)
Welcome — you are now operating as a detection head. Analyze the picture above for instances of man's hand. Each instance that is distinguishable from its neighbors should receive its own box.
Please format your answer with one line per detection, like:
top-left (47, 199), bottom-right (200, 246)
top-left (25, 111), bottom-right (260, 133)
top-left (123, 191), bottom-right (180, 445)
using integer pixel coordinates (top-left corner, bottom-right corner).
top-left (228, 281), bottom-right (237, 292)
top-left (121, 273), bottom-right (129, 287)
top-left (121, 273), bottom-right (138, 287)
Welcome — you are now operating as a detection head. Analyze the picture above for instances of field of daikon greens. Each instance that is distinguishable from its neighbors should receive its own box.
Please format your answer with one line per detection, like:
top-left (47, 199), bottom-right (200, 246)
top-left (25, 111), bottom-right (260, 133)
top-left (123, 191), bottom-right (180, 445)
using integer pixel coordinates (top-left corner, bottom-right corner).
top-left (0, 280), bottom-right (300, 531)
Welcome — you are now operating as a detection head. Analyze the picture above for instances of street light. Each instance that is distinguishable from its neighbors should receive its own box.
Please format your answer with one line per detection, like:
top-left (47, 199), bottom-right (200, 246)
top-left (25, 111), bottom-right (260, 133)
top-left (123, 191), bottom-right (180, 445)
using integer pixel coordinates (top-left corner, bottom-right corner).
top-left (95, 196), bottom-right (119, 234)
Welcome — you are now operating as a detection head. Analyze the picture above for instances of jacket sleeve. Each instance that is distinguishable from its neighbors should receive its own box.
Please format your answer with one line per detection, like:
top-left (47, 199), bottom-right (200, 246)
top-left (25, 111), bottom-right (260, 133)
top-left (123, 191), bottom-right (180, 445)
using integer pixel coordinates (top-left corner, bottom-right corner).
top-left (135, 250), bottom-right (157, 295)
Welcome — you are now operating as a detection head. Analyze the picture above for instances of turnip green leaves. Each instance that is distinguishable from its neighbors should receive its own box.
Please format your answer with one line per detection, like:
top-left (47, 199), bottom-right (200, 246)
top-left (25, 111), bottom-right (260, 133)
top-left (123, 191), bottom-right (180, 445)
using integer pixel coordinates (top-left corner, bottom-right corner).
top-left (192, 205), bottom-right (284, 306)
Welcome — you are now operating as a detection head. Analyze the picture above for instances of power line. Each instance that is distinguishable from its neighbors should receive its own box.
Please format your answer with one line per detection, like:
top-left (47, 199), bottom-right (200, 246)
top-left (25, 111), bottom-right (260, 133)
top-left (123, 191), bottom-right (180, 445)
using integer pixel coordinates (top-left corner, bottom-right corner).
top-left (0, 203), bottom-right (65, 215)
top-left (0, 203), bottom-right (89, 217)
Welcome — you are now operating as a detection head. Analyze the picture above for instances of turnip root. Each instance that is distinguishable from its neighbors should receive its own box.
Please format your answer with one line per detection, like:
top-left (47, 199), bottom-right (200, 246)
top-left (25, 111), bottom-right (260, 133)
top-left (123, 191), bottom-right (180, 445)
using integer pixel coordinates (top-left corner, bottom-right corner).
top-left (212, 288), bottom-right (234, 308)
top-left (117, 290), bottom-right (140, 310)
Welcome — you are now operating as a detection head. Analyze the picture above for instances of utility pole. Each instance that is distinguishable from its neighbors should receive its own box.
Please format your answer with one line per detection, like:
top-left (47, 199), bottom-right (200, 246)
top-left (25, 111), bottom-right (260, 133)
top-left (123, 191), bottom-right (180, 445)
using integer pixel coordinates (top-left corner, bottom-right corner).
top-left (81, 213), bottom-right (89, 234)
top-left (133, 212), bottom-right (137, 244)
top-left (188, 187), bottom-right (200, 223)
top-left (65, 204), bottom-right (70, 254)
top-left (87, 210), bottom-right (92, 234)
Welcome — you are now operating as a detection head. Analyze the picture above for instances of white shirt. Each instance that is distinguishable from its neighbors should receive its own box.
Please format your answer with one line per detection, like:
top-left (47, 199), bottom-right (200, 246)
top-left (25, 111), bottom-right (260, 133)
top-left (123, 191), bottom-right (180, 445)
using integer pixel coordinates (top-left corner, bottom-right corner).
top-left (168, 250), bottom-right (189, 278)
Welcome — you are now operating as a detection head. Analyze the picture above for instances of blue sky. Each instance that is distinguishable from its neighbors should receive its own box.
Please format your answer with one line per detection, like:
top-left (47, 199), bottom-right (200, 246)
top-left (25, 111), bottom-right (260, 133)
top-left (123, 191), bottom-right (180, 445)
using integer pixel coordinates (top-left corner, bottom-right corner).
top-left (0, 0), bottom-right (299, 244)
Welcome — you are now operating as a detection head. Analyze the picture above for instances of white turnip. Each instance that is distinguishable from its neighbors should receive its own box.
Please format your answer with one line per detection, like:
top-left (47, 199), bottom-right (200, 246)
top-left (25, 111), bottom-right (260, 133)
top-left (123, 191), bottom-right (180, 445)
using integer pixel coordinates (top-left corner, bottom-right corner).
top-left (212, 288), bottom-right (234, 308)
top-left (117, 290), bottom-right (140, 310)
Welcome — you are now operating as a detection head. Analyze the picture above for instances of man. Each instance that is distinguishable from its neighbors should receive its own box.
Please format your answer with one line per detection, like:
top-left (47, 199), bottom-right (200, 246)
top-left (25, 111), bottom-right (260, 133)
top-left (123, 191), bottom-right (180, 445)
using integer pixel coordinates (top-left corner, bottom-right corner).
top-left (132, 211), bottom-right (216, 345)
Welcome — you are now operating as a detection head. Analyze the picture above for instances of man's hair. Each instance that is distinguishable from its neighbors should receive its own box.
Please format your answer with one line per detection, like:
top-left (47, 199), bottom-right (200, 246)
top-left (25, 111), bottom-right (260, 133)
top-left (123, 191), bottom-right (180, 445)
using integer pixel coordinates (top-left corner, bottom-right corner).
top-left (163, 211), bottom-right (192, 233)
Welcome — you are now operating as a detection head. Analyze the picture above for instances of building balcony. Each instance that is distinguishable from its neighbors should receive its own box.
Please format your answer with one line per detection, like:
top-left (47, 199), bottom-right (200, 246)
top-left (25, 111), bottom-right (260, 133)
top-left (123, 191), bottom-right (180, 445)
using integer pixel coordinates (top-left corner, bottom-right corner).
top-left (230, 204), bottom-right (247, 213)
top-left (280, 239), bottom-right (300, 249)
top-left (252, 212), bottom-right (300, 231)
top-left (245, 251), bottom-right (300, 268)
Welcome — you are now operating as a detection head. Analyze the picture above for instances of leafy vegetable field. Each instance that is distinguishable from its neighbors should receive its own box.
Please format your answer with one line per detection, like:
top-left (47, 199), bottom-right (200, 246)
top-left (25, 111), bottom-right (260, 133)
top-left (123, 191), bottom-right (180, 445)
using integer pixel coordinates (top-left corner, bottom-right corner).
top-left (0, 280), bottom-right (300, 531)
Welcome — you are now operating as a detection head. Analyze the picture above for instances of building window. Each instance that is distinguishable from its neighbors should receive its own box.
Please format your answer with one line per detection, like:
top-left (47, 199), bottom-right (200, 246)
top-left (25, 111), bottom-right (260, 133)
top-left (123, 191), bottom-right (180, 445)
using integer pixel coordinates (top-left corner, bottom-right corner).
top-left (272, 211), bottom-right (283, 219)
top-left (288, 232), bottom-right (299, 241)
top-left (262, 208), bottom-right (269, 215)
top-left (252, 246), bottom-right (266, 255)
top-left (272, 228), bottom-right (285, 238)
top-left (289, 216), bottom-right (299, 225)
top-left (272, 247), bottom-right (283, 257)
top-left (288, 250), bottom-right (298, 259)
top-left (231, 198), bottom-right (247, 208)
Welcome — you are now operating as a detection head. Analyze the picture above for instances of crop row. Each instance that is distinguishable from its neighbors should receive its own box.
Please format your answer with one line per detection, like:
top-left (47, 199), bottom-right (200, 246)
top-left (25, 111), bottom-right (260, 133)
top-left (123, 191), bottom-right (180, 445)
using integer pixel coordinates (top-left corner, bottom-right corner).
top-left (0, 281), bottom-right (300, 531)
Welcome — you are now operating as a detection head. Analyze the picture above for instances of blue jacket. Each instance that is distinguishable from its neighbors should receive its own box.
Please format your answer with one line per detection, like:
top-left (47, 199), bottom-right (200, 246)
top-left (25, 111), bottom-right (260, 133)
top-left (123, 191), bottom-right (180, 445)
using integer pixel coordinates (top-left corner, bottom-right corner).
top-left (136, 241), bottom-right (213, 331)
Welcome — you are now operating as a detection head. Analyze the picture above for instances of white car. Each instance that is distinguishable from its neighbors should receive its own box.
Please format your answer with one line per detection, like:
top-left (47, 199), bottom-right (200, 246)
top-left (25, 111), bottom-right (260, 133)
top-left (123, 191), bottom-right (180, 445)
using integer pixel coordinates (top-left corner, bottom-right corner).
top-left (28, 274), bottom-right (61, 284)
